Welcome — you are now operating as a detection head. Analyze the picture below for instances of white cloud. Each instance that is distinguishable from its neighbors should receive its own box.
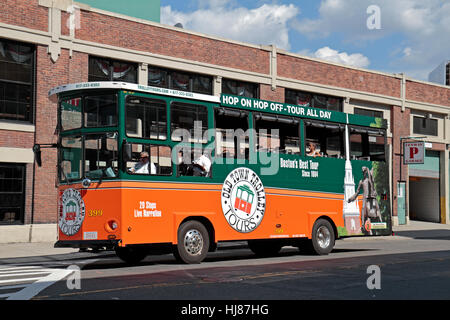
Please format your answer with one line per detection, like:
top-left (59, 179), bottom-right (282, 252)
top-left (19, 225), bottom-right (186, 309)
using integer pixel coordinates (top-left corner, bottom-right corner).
top-left (161, 2), bottom-right (299, 50)
top-left (291, 0), bottom-right (450, 80)
top-left (301, 47), bottom-right (370, 68)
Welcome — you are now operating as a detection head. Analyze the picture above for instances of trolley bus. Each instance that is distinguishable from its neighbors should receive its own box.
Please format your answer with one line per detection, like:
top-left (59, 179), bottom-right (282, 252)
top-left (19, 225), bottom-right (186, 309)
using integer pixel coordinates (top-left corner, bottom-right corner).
top-left (45, 81), bottom-right (391, 264)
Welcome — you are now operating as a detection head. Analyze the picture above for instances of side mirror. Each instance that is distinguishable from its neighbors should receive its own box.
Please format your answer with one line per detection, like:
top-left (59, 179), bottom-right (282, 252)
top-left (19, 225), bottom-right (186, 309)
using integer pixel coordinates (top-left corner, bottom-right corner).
top-left (33, 144), bottom-right (42, 167)
top-left (122, 141), bottom-right (132, 162)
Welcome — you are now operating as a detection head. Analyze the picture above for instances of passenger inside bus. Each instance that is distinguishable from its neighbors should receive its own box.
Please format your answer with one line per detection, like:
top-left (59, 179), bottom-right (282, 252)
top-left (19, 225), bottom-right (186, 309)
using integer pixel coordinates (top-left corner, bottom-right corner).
top-left (304, 120), bottom-right (345, 158)
top-left (306, 141), bottom-right (321, 157)
top-left (129, 151), bottom-right (156, 174)
top-left (178, 150), bottom-right (211, 177)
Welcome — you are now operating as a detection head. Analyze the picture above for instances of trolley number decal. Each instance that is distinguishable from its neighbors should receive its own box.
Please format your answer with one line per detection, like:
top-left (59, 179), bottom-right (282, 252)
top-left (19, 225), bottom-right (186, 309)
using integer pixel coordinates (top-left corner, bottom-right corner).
top-left (88, 209), bottom-right (103, 217)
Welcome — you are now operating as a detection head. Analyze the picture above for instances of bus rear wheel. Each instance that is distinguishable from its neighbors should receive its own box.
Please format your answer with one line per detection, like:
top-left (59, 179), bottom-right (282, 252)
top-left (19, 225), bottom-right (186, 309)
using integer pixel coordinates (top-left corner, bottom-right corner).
top-left (174, 220), bottom-right (209, 264)
top-left (309, 219), bottom-right (335, 255)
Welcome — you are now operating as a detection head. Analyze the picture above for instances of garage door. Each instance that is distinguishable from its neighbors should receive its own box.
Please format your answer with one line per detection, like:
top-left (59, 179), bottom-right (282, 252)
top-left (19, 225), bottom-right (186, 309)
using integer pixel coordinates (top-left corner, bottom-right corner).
top-left (408, 150), bottom-right (440, 223)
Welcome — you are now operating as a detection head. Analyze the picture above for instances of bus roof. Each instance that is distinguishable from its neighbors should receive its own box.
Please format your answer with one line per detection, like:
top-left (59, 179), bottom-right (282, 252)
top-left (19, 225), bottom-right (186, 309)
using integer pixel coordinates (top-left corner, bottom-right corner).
top-left (48, 81), bottom-right (220, 104)
top-left (49, 82), bottom-right (386, 129)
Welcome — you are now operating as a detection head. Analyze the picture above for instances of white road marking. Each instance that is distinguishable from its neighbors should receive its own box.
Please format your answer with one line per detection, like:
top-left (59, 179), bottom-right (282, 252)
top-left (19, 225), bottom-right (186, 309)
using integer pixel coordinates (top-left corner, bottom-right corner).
top-left (0, 265), bottom-right (75, 300)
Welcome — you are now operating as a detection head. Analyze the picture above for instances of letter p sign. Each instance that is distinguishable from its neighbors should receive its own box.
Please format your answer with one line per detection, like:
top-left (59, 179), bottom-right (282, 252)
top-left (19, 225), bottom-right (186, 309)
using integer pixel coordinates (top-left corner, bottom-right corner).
top-left (404, 141), bottom-right (424, 164)
top-left (410, 147), bottom-right (418, 159)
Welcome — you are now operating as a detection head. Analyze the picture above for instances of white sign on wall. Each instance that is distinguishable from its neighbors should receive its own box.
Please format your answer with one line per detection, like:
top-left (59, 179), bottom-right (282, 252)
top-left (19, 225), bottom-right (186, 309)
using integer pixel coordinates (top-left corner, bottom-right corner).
top-left (404, 141), bottom-right (424, 164)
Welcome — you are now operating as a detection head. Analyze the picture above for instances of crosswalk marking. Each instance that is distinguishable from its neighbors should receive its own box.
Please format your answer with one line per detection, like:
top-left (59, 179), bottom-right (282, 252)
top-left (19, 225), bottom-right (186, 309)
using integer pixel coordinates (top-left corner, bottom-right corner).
top-left (0, 265), bottom-right (75, 300)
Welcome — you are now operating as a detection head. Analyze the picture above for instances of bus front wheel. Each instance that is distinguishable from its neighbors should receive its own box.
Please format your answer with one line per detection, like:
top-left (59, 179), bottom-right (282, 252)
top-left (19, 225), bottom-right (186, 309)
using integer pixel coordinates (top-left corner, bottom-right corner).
top-left (174, 220), bottom-right (209, 264)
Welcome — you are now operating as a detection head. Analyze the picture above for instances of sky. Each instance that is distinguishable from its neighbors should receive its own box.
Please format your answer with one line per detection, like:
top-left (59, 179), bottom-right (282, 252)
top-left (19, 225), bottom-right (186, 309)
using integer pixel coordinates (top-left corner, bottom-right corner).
top-left (159, 0), bottom-right (450, 82)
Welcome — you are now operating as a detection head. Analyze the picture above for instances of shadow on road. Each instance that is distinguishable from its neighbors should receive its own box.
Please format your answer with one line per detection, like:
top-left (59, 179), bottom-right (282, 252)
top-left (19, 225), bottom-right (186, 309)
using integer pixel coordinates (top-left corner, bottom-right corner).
top-left (394, 229), bottom-right (450, 240)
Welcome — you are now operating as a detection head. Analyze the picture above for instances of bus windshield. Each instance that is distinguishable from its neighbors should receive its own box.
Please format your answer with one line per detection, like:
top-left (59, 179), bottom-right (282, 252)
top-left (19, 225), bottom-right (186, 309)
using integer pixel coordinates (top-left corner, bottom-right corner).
top-left (60, 132), bottom-right (119, 182)
top-left (60, 93), bottom-right (117, 131)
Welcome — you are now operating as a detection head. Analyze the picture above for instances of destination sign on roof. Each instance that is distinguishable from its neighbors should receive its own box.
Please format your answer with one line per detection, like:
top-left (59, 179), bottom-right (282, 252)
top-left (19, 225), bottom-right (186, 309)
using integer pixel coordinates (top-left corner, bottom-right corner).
top-left (221, 94), bottom-right (347, 123)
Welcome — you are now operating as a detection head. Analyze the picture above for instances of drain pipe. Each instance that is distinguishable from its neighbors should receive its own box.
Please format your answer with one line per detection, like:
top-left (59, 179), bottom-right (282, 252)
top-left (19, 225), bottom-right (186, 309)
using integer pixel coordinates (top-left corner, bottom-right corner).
top-left (401, 73), bottom-right (406, 112)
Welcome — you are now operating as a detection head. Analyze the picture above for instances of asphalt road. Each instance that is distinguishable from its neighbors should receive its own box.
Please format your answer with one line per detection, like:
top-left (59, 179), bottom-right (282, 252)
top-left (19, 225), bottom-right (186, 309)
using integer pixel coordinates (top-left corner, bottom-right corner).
top-left (22, 231), bottom-right (450, 301)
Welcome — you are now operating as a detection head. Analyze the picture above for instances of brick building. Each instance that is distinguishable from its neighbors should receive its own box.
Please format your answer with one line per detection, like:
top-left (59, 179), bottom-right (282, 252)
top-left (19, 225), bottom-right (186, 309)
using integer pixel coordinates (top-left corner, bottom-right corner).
top-left (1, 0), bottom-right (450, 242)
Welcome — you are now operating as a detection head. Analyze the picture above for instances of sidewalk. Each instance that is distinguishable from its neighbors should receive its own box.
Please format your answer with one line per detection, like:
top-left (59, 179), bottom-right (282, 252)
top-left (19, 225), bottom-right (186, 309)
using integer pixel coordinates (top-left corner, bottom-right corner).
top-left (0, 220), bottom-right (449, 260)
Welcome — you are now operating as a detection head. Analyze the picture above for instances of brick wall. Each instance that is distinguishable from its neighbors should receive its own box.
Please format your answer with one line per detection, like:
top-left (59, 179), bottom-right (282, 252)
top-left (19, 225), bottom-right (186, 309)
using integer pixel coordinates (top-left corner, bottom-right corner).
top-left (0, 0), bottom-right (48, 32)
top-left (76, 10), bottom-right (271, 75)
top-left (406, 80), bottom-right (450, 107)
top-left (32, 45), bottom-right (71, 224)
top-left (260, 84), bottom-right (285, 102)
top-left (278, 54), bottom-right (402, 99)
top-left (391, 106), bottom-right (411, 217)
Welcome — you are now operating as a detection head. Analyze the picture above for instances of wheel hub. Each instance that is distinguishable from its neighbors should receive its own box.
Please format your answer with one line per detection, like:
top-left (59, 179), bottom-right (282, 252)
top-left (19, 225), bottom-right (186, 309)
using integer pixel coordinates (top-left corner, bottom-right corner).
top-left (184, 229), bottom-right (203, 255)
top-left (317, 226), bottom-right (331, 249)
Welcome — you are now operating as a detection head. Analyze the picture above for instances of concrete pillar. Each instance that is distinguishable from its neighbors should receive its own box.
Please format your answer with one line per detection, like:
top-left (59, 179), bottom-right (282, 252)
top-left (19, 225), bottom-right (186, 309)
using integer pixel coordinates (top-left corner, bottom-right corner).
top-left (213, 75), bottom-right (222, 97)
top-left (138, 63), bottom-right (148, 85)
top-left (440, 149), bottom-right (449, 224)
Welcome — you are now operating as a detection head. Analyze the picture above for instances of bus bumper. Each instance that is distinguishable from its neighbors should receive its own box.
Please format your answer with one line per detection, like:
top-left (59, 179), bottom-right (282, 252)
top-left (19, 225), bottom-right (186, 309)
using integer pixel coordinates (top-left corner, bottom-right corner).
top-left (54, 239), bottom-right (119, 249)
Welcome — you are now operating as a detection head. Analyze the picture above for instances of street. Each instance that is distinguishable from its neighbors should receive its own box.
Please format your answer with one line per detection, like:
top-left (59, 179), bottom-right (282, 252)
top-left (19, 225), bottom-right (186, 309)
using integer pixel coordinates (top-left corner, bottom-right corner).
top-left (1, 225), bottom-right (450, 303)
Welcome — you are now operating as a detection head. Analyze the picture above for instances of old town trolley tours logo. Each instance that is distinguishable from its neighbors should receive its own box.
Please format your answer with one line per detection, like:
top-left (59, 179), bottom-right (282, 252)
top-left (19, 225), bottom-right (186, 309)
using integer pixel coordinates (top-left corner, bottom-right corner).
top-left (59, 188), bottom-right (85, 236)
top-left (221, 167), bottom-right (266, 233)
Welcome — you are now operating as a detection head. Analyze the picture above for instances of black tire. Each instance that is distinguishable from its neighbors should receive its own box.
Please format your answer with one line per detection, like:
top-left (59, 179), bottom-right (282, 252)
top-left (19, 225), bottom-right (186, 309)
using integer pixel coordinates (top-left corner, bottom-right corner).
top-left (115, 246), bottom-right (148, 265)
top-left (248, 239), bottom-right (282, 257)
top-left (309, 219), bottom-right (335, 255)
top-left (174, 220), bottom-right (209, 264)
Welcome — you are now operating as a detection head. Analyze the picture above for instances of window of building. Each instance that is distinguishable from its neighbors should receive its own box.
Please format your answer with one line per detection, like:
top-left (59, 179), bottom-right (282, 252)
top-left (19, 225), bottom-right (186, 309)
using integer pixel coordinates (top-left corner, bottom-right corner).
top-left (171, 102), bottom-right (208, 143)
top-left (0, 39), bottom-right (34, 123)
top-left (88, 57), bottom-right (137, 83)
top-left (304, 121), bottom-right (345, 158)
top-left (126, 96), bottom-right (167, 140)
top-left (126, 143), bottom-right (172, 176)
top-left (255, 114), bottom-right (300, 155)
top-left (222, 79), bottom-right (259, 98)
top-left (349, 127), bottom-right (385, 161)
top-left (0, 163), bottom-right (25, 224)
top-left (413, 116), bottom-right (438, 136)
top-left (285, 89), bottom-right (342, 112)
top-left (354, 107), bottom-right (383, 119)
top-left (215, 108), bottom-right (249, 159)
top-left (147, 66), bottom-right (212, 95)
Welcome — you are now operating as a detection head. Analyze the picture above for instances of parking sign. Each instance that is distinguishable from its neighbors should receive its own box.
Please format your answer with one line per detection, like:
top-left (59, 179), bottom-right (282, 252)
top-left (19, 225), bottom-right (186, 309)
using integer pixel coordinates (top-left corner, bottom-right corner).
top-left (404, 141), bottom-right (424, 164)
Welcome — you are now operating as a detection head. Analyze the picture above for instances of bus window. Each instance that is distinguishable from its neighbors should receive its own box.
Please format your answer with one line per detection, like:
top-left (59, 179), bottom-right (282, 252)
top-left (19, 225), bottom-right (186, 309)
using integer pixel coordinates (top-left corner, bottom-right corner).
top-left (84, 94), bottom-right (117, 127)
top-left (215, 108), bottom-right (249, 159)
top-left (254, 114), bottom-right (300, 154)
top-left (171, 102), bottom-right (208, 143)
top-left (60, 97), bottom-right (82, 131)
top-left (60, 136), bottom-right (82, 181)
top-left (126, 96), bottom-right (167, 140)
top-left (177, 148), bottom-right (212, 177)
top-left (304, 121), bottom-right (344, 158)
top-left (126, 143), bottom-right (172, 176)
top-left (349, 127), bottom-right (385, 161)
top-left (84, 133), bottom-right (119, 179)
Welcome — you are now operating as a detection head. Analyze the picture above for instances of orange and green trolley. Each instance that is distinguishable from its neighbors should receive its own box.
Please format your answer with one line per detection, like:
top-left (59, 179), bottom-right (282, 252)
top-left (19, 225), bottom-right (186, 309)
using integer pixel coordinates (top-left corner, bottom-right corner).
top-left (47, 81), bottom-right (391, 264)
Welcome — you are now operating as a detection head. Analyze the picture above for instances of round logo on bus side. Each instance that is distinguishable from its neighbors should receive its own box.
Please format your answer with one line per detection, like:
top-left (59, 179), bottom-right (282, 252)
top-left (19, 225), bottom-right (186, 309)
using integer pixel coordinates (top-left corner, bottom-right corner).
top-left (221, 167), bottom-right (266, 233)
top-left (59, 188), bottom-right (85, 236)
